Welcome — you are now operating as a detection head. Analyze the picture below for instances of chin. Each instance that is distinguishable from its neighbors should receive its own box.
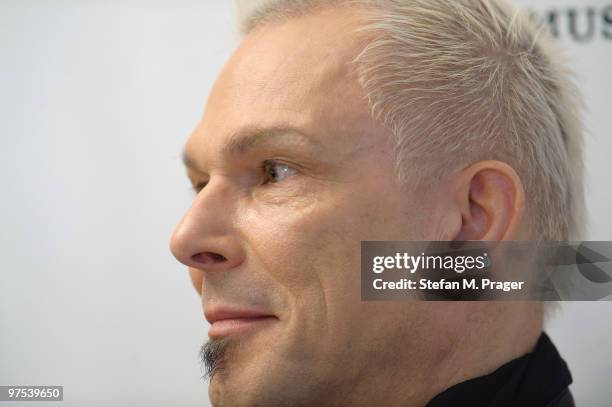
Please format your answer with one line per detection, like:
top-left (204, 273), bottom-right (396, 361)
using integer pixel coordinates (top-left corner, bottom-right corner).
top-left (208, 372), bottom-right (272, 407)
top-left (206, 338), bottom-right (276, 406)
top-left (207, 348), bottom-right (321, 407)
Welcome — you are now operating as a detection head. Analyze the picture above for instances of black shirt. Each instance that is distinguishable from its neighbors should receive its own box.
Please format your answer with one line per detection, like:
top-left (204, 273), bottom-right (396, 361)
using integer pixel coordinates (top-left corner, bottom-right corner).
top-left (427, 333), bottom-right (574, 407)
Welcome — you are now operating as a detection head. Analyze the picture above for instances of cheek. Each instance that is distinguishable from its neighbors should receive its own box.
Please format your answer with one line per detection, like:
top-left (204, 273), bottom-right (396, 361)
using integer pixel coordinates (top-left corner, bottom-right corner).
top-left (238, 194), bottom-right (356, 321)
top-left (241, 191), bottom-right (360, 282)
top-left (239, 188), bottom-right (407, 326)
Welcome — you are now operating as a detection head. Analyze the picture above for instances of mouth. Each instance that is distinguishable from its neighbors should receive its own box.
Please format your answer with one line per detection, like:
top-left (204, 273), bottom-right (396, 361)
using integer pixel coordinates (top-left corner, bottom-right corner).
top-left (205, 306), bottom-right (278, 339)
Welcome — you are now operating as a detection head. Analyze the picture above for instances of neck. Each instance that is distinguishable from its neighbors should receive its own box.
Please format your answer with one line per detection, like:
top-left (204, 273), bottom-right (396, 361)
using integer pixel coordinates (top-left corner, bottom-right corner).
top-left (456, 303), bottom-right (542, 372)
top-left (343, 302), bottom-right (544, 407)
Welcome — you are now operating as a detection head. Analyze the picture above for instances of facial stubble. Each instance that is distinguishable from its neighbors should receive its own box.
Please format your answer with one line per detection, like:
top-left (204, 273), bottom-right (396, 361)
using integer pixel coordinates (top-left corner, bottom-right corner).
top-left (200, 338), bottom-right (230, 381)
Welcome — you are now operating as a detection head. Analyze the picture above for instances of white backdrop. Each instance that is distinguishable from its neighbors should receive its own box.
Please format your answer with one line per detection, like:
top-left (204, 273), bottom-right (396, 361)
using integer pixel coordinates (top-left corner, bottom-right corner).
top-left (0, 1), bottom-right (610, 406)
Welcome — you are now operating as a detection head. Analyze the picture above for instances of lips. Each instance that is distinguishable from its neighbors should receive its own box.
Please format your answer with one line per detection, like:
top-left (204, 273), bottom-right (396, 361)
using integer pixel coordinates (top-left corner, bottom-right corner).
top-left (205, 306), bottom-right (277, 338)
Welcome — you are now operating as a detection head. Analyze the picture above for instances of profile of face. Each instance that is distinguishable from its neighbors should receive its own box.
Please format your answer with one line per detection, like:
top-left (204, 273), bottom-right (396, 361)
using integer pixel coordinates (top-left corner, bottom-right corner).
top-left (170, 6), bottom-right (533, 407)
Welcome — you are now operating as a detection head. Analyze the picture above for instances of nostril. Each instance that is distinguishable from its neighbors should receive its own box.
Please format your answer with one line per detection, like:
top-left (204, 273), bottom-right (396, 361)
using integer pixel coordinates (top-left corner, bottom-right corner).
top-left (192, 251), bottom-right (227, 266)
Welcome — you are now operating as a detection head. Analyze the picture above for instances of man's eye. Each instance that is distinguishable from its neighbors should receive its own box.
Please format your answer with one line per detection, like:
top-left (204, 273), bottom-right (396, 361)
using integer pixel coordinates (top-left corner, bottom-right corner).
top-left (262, 160), bottom-right (298, 184)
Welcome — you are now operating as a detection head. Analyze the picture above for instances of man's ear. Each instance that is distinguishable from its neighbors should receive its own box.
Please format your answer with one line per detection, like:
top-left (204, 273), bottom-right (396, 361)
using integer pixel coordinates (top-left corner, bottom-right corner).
top-left (451, 160), bottom-right (526, 241)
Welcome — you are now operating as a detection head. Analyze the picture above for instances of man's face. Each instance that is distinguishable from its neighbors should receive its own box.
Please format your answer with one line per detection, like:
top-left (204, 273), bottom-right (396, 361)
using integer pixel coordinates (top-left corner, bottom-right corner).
top-left (171, 7), bottom-right (470, 407)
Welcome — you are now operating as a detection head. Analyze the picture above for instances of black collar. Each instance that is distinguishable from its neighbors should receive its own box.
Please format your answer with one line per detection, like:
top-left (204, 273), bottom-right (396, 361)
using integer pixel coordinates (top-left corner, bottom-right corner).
top-left (427, 333), bottom-right (573, 407)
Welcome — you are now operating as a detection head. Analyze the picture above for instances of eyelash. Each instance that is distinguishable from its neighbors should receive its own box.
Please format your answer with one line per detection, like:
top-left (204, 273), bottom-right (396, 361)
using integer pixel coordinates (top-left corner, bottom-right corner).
top-left (191, 160), bottom-right (295, 194)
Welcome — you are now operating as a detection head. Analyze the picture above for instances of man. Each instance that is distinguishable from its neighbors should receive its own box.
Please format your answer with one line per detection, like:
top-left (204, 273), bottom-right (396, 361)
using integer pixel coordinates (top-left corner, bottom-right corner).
top-left (170, 0), bottom-right (584, 405)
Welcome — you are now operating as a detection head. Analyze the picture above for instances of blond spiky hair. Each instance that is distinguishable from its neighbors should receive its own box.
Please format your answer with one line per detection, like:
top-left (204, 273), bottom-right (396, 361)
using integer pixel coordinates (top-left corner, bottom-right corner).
top-left (239, 0), bottom-right (586, 241)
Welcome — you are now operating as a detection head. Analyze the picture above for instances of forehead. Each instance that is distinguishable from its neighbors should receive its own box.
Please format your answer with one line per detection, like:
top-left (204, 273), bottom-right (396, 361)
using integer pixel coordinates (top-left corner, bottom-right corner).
top-left (185, 7), bottom-right (379, 162)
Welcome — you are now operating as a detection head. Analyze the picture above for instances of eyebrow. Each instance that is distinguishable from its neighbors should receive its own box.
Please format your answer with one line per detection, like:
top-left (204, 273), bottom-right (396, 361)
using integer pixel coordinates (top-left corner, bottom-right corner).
top-left (182, 126), bottom-right (317, 172)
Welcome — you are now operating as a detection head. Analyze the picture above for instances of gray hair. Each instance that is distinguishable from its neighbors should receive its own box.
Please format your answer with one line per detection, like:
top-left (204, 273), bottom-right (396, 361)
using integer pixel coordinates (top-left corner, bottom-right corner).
top-left (239, 0), bottom-right (586, 241)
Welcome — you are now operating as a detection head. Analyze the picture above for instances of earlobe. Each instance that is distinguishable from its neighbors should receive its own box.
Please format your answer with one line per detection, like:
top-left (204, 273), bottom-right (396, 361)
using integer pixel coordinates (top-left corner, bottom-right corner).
top-left (453, 161), bottom-right (526, 242)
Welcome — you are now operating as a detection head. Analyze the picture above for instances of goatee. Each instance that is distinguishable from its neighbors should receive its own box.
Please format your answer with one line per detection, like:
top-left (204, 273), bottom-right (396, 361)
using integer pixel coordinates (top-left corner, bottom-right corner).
top-left (199, 338), bottom-right (229, 381)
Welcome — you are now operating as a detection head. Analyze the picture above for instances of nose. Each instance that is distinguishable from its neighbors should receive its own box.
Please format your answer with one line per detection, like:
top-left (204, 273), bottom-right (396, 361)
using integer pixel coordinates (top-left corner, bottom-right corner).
top-left (170, 179), bottom-right (245, 272)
